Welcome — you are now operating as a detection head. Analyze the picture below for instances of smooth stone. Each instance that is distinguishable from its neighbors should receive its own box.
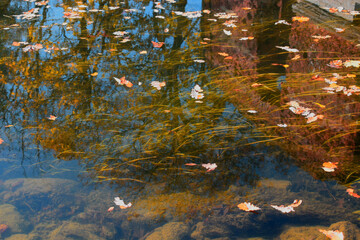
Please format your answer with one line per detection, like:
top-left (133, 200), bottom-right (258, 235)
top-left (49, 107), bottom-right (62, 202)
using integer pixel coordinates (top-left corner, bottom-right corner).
top-left (0, 204), bottom-right (27, 234)
top-left (48, 221), bottom-right (113, 240)
top-left (145, 222), bottom-right (190, 240)
top-left (5, 234), bottom-right (30, 240)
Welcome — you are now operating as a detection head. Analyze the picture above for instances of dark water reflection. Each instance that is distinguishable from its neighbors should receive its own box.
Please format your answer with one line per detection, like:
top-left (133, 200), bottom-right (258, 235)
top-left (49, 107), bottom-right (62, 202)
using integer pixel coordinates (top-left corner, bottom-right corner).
top-left (0, 0), bottom-right (360, 239)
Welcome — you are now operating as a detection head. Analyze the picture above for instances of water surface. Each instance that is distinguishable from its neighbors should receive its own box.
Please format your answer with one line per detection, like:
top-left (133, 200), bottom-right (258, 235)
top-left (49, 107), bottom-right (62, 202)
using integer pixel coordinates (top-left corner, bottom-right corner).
top-left (0, 0), bottom-right (360, 239)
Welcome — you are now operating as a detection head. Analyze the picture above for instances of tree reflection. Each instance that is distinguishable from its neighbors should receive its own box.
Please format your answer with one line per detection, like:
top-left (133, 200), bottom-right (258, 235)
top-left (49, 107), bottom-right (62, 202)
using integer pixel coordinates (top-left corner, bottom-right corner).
top-left (0, 0), bottom-right (293, 198)
top-left (205, 0), bottom-right (360, 184)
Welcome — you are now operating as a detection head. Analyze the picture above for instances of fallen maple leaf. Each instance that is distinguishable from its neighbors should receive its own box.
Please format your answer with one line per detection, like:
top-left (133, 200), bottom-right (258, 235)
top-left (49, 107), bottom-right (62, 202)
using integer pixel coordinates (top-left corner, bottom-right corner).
top-left (48, 115), bottom-right (57, 121)
top-left (346, 189), bottom-right (360, 198)
top-left (190, 84), bottom-right (204, 99)
top-left (291, 54), bottom-right (301, 60)
top-left (218, 52), bottom-right (229, 57)
top-left (328, 60), bottom-right (343, 68)
top-left (114, 76), bottom-right (133, 88)
top-left (335, 28), bottom-right (345, 33)
top-left (251, 83), bottom-right (263, 87)
top-left (150, 81), bottom-right (166, 90)
top-left (271, 199), bottom-right (302, 213)
top-left (289, 199), bottom-right (302, 208)
top-left (114, 197), bottom-right (132, 209)
top-left (311, 75), bottom-right (324, 81)
top-left (322, 162), bottom-right (338, 172)
top-left (201, 163), bottom-right (217, 172)
top-left (238, 202), bottom-right (261, 212)
top-left (151, 41), bottom-right (164, 48)
top-left (319, 229), bottom-right (344, 240)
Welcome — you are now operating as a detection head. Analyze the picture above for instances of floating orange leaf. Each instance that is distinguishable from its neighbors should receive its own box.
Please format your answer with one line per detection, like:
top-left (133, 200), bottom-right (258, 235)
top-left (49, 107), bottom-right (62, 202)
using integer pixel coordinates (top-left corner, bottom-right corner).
top-left (218, 52), bottom-right (229, 57)
top-left (323, 162), bottom-right (338, 169)
top-left (48, 115), bottom-right (57, 121)
top-left (251, 83), bottom-right (263, 87)
top-left (90, 72), bottom-right (98, 76)
top-left (237, 202), bottom-right (261, 212)
top-left (311, 75), bottom-right (324, 81)
top-left (328, 60), bottom-right (343, 68)
top-left (346, 189), bottom-right (360, 198)
top-left (322, 162), bottom-right (338, 172)
top-left (291, 54), bottom-right (301, 60)
top-left (12, 42), bottom-right (21, 46)
top-left (0, 138), bottom-right (3, 144)
top-left (151, 41), bottom-right (164, 48)
top-left (114, 76), bottom-right (133, 88)
top-left (292, 16), bottom-right (309, 22)
top-left (185, 163), bottom-right (197, 166)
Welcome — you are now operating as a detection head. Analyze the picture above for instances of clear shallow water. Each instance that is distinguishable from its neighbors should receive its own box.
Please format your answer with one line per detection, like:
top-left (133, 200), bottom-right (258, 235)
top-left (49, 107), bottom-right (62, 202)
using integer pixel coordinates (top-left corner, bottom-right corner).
top-left (0, 0), bottom-right (360, 239)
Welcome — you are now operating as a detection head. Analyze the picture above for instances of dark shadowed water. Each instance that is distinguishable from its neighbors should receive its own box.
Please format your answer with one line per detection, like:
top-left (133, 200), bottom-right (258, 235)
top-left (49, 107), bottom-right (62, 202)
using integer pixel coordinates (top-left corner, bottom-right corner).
top-left (0, 0), bottom-right (360, 239)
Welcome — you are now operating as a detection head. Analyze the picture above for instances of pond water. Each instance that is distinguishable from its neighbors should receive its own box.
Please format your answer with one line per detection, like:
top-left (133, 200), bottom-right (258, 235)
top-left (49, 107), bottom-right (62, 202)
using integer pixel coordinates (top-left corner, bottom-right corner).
top-left (0, 0), bottom-right (360, 239)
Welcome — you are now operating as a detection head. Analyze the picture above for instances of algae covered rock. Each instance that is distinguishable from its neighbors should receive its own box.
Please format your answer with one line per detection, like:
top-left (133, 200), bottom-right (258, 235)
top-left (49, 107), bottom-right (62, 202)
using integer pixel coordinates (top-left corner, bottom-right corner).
top-left (0, 204), bottom-right (27, 234)
top-left (279, 225), bottom-right (325, 239)
top-left (1, 178), bottom-right (83, 222)
top-left (2, 178), bottom-right (79, 199)
top-left (328, 221), bottom-right (360, 239)
top-left (279, 221), bottom-right (360, 239)
top-left (145, 221), bottom-right (190, 240)
top-left (48, 221), bottom-right (112, 240)
top-left (191, 221), bottom-right (232, 239)
top-left (5, 234), bottom-right (30, 240)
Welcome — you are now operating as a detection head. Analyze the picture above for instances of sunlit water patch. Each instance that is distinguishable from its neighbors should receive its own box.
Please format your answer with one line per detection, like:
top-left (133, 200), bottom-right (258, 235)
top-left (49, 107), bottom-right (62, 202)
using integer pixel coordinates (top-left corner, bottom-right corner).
top-left (0, 0), bottom-right (360, 239)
